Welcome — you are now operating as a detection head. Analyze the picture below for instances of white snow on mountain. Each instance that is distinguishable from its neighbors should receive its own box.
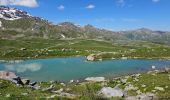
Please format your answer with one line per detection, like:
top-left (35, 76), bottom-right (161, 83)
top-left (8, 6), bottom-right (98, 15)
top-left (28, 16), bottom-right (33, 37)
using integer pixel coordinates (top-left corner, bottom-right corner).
top-left (0, 6), bottom-right (31, 20)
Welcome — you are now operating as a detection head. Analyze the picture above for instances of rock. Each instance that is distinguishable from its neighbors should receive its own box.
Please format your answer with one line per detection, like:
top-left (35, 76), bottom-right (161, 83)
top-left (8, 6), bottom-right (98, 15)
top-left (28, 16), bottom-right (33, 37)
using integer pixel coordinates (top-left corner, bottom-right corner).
top-left (126, 96), bottom-right (137, 100)
top-left (165, 86), bottom-right (168, 89)
top-left (135, 74), bottom-right (141, 77)
top-left (69, 80), bottom-right (74, 83)
top-left (152, 90), bottom-right (156, 93)
top-left (136, 90), bottom-right (142, 95)
top-left (0, 71), bottom-right (18, 79)
top-left (13, 77), bottom-right (24, 85)
top-left (154, 87), bottom-right (164, 91)
top-left (21, 93), bottom-right (28, 96)
top-left (60, 83), bottom-right (66, 86)
top-left (147, 71), bottom-right (153, 74)
top-left (21, 79), bottom-right (30, 85)
top-left (29, 82), bottom-right (37, 86)
top-left (165, 67), bottom-right (170, 73)
top-left (86, 54), bottom-right (95, 61)
top-left (151, 66), bottom-right (156, 69)
top-left (42, 85), bottom-right (54, 91)
top-left (134, 78), bottom-right (139, 82)
top-left (52, 88), bottom-right (63, 93)
top-left (20, 48), bottom-right (26, 51)
top-left (141, 84), bottom-right (146, 88)
top-left (6, 94), bottom-right (10, 98)
top-left (121, 78), bottom-right (127, 84)
top-left (99, 87), bottom-right (124, 98)
top-left (136, 93), bottom-right (155, 100)
top-left (85, 77), bottom-right (105, 82)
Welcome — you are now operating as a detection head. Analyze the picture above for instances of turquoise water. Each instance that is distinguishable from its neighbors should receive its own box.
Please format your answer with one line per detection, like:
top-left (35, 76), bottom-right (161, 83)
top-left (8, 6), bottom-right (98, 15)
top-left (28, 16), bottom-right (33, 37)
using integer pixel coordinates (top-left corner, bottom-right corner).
top-left (0, 57), bottom-right (170, 82)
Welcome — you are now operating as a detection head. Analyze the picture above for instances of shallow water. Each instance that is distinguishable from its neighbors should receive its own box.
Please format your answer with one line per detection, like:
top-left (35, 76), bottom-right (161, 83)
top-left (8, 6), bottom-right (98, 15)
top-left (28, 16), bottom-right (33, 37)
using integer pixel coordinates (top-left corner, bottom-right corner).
top-left (0, 57), bottom-right (170, 82)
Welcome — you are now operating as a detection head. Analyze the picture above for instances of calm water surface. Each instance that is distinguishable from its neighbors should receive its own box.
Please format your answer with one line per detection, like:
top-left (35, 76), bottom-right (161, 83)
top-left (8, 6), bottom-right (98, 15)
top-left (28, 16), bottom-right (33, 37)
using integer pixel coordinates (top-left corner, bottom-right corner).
top-left (0, 57), bottom-right (170, 82)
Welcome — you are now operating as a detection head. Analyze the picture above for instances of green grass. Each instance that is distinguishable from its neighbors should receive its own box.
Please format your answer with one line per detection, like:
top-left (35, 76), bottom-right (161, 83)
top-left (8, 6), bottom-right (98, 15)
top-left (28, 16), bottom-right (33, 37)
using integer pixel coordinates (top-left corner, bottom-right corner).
top-left (0, 38), bottom-right (170, 60)
top-left (0, 71), bottom-right (170, 99)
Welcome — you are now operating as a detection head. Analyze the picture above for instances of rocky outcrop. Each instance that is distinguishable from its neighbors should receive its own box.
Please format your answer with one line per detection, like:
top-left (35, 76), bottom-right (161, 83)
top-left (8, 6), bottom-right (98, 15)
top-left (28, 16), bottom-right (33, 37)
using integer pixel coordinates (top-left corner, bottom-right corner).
top-left (0, 71), bottom-right (38, 89)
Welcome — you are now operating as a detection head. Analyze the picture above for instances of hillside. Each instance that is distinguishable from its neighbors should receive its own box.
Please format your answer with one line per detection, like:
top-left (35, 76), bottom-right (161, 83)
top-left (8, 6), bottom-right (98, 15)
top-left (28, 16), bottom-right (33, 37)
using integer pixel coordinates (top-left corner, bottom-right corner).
top-left (0, 6), bottom-right (170, 60)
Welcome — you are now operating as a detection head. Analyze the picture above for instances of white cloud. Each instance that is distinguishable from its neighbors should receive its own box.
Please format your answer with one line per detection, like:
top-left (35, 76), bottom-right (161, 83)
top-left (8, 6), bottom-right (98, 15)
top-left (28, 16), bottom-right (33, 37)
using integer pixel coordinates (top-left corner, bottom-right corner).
top-left (58, 5), bottom-right (65, 10)
top-left (152, 0), bottom-right (160, 3)
top-left (5, 63), bottom-right (42, 73)
top-left (0, 0), bottom-right (38, 8)
top-left (86, 4), bottom-right (95, 9)
top-left (117, 0), bottom-right (125, 7)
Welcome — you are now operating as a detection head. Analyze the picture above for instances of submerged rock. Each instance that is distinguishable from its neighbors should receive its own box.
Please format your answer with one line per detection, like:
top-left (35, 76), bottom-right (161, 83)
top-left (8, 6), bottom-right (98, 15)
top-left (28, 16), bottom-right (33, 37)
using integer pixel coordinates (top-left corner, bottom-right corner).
top-left (99, 87), bottom-right (124, 98)
top-left (85, 77), bottom-right (105, 82)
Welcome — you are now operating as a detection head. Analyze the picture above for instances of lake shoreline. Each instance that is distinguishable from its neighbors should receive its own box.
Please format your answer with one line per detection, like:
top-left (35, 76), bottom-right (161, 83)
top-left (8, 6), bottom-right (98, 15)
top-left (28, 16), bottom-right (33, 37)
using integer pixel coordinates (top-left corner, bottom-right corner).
top-left (0, 68), bottom-right (170, 99)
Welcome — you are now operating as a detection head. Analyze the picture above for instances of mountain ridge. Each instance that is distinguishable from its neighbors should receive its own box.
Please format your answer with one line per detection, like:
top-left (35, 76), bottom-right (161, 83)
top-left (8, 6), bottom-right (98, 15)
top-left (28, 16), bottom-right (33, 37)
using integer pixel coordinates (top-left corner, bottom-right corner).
top-left (0, 6), bottom-right (170, 44)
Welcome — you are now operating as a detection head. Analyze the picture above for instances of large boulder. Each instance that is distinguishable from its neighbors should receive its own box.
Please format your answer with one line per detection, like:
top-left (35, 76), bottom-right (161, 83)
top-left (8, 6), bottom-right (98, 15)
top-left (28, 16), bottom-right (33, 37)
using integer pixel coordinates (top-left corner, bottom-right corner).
top-left (0, 71), bottom-right (17, 79)
top-left (99, 87), bottom-right (124, 98)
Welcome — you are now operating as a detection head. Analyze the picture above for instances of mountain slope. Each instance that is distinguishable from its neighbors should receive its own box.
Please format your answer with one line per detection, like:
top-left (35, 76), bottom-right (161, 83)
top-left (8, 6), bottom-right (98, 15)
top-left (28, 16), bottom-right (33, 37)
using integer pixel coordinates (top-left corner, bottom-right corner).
top-left (0, 6), bottom-right (170, 45)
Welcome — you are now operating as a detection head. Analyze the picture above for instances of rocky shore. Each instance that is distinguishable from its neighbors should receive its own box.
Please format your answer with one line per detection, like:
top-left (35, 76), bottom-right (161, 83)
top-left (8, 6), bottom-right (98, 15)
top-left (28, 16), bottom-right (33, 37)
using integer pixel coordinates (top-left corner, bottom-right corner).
top-left (0, 67), bottom-right (170, 100)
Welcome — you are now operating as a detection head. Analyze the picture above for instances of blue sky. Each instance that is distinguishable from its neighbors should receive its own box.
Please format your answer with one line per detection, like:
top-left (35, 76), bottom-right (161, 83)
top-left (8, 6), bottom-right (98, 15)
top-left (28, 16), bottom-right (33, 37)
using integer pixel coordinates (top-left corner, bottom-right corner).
top-left (1, 0), bottom-right (170, 31)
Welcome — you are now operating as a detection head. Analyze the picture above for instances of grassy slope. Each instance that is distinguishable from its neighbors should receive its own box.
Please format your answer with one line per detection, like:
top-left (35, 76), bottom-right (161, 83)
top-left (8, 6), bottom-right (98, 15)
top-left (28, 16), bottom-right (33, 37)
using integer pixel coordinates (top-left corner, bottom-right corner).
top-left (0, 39), bottom-right (170, 60)
top-left (0, 71), bottom-right (169, 100)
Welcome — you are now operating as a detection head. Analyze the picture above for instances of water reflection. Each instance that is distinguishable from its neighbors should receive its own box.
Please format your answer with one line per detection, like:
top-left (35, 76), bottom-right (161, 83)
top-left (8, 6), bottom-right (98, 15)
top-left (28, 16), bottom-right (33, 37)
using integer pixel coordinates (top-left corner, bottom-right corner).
top-left (5, 63), bottom-right (42, 73)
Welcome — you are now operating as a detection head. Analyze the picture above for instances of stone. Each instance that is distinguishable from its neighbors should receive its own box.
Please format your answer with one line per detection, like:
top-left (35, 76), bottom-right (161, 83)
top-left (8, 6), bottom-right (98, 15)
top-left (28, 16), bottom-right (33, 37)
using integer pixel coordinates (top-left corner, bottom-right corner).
top-left (42, 85), bottom-right (54, 91)
top-left (137, 93), bottom-right (155, 100)
top-left (141, 84), bottom-right (146, 88)
top-left (20, 48), bottom-right (26, 51)
top-left (135, 74), bottom-right (141, 77)
top-left (136, 90), bottom-right (142, 95)
top-left (30, 82), bottom-right (37, 86)
top-left (165, 67), bottom-right (170, 73)
top-left (99, 87), bottom-right (124, 98)
top-left (86, 54), bottom-right (95, 61)
top-left (126, 96), bottom-right (137, 100)
top-left (69, 80), bottom-right (74, 83)
top-left (151, 66), bottom-right (156, 69)
top-left (21, 79), bottom-right (30, 85)
top-left (0, 71), bottom-right (18, 79)
top-left (165, 86), bottom-right (168, 88)
top-left (60, 83), bottom-right (66, 86)
top-left (6, 94), bottom-right (10, 97)
top-left (121, 78), bottom-right (127, 84)
top-left (85, 77), bottom-right (105, 82)
top-left (154, 87), bottom-right (164, 91)
top-left (21, 93), bottom-right (28, 96)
